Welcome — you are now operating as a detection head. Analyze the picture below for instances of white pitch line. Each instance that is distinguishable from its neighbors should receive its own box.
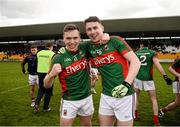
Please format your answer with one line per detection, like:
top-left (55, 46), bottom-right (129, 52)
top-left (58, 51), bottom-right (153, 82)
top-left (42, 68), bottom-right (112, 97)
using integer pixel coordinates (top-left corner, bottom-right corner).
top-left (0, 85), bottom-right (28, 94)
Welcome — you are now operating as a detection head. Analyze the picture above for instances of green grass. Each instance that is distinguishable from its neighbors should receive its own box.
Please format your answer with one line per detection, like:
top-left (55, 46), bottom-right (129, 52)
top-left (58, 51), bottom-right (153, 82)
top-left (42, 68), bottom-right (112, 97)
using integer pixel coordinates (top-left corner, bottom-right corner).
top-left (0, 62), bottom-right (180, 126)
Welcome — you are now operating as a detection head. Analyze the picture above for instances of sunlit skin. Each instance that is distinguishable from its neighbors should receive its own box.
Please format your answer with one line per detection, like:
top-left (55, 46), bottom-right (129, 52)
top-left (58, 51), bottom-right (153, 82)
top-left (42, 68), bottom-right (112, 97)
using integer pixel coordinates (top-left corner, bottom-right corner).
top-left (85, 22), bottom-right (104, 44)
top-left (63, 30), bottom-right (81, 52)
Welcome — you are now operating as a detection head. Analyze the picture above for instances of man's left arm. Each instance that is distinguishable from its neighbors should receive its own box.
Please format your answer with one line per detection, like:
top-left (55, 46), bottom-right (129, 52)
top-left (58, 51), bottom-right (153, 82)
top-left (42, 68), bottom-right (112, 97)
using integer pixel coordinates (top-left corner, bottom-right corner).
top-left (112, 51), bottom-right (141, 98)
top-left (123, 51), bottom-right (141, 84)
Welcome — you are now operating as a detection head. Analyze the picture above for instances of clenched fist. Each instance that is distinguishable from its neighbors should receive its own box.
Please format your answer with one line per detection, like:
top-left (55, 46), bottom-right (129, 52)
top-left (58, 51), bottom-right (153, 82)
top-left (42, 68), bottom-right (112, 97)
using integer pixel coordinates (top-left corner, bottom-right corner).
top-left (49, 64), bottom-right (62, 78)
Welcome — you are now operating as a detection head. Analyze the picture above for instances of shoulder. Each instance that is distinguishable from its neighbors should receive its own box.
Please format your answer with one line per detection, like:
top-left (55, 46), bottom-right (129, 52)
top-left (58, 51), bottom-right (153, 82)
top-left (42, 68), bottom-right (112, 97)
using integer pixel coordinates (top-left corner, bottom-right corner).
top-left (110, 35), bottom-right (132, 51)
top-left (149, 49), bottom-right (155, 52)
top-left (46, 50), bottom-right (55, 56)
top-left (51, 50), bottom-right (55, 53)
top-left (149, 49), bottom-right (156, 56)
top-left (37, 50), bottom-right (43, 55)
top-left (145, 48), bottom-right (156, 55)
top-left (52, 53), bottom-right (62, 63)
top-left (110, 36), bottom-right (125, 43)
top-left (53, 53), bottom-right (61, 59)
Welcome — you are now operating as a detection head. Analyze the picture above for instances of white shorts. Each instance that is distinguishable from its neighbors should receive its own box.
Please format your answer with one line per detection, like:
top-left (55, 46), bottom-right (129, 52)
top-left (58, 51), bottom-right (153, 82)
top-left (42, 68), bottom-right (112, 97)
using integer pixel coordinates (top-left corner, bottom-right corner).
top-left (172, 81), bottom-right (180, 93)
top-left (60, 95), bottom-right (94, 119)
top-left (28, 74), bottom-right (38, 86)
top-left (134, 78), bottom-right (155, 91)
top-left (99, 93), bottom-right (136, 121)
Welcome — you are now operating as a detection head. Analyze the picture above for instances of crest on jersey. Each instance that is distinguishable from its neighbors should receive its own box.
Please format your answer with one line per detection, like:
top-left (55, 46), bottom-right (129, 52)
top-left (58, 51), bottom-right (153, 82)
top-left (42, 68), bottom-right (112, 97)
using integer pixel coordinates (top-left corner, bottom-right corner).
top-left (104, 45), bottom-right (109, 51)
top-left (79, 51), bottom-right (84, 57)
top-left (58, 47), bottom-right (66, 54)
top-left (63, 109), bottom-right (67, 116)
top-left (96, 49), bottom-right (102, 55)
top-left (73, 55), bottom-right (78, 61)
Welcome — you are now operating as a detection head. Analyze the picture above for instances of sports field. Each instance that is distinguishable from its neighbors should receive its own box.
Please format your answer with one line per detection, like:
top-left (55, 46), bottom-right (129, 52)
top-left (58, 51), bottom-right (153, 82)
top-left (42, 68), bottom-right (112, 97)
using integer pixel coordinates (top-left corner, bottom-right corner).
top-left (0, 61), bottom-right (180, 126)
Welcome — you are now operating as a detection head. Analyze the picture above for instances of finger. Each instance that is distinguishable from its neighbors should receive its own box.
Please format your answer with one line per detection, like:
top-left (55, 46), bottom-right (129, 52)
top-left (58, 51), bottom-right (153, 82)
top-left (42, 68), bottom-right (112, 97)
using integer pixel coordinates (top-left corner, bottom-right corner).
top-left (56, 67), bottom-right (62, 73)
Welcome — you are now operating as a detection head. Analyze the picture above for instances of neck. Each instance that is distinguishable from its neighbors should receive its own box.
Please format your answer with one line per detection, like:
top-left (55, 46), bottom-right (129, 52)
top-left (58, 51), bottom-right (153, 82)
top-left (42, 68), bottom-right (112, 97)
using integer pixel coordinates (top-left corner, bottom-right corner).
top-left (65, 47), bottom-right (78, 53)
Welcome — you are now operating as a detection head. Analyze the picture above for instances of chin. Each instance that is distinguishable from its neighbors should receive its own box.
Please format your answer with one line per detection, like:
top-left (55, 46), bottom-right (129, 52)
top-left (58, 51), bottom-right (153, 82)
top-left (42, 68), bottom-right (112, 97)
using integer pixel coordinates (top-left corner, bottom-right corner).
top-left (69, 48), bottom-right (78, 52)
top-left (91, 40), bottom-right (100, 44)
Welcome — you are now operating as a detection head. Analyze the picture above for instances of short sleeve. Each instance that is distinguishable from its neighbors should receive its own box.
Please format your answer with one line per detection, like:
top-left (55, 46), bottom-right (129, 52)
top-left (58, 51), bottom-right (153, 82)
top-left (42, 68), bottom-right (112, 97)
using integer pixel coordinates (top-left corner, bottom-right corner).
top-left (111, 36), bottom-right (132, 55)
top-left (52, 54), bottom-right (61, 65)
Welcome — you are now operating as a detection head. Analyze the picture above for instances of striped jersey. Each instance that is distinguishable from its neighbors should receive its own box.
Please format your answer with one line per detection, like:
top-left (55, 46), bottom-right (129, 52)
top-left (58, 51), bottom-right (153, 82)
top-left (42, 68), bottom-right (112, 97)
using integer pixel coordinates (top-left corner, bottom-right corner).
top-left (88, 36), bottom-right (135, 97)
top-left (52, 43), bottom-right (91, 100)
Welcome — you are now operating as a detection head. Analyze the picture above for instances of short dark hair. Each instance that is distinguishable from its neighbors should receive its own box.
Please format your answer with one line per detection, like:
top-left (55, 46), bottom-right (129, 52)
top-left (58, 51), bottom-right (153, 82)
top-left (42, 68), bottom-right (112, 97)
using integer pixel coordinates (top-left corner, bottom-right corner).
top-left (84, 16), bottom-right (102, 24)
top-left (45, 42), bottom-right (53, 48)
top-left (63, 24), bottom-right (80, 33)
top-left (30, 45), bottom-right (37, 49)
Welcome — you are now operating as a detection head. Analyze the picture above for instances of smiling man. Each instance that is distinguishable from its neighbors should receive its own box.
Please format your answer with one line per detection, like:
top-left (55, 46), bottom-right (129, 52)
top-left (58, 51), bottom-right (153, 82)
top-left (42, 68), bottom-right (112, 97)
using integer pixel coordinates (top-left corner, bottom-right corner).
top-left (44, 24), bottom-right (93, 126)
top-left (84, 16), bottom-right (141, 126)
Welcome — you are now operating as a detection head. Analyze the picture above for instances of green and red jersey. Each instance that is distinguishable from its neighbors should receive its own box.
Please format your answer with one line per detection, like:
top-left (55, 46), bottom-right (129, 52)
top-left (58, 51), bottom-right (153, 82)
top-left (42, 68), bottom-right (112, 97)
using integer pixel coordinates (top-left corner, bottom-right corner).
top-left (88, 36), bottom-right (134, 97)
top-left (135, 47), bottom-right (156, 81)
top-left (171, 59), bottom-right (180, 81)
top-left (52, 43), bottom-right (91, 100)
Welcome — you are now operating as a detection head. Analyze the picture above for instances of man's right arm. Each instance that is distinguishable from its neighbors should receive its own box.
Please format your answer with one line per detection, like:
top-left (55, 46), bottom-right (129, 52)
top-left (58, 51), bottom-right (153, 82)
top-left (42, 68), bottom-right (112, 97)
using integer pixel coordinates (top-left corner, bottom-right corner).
top-left (44, 64), bottom-right (62, 88)
top-left (153, 57), bottom-right (166, 75)
top-left (153, 56), bottom-right (172, 85)
top-left (21, 57), bottom-right (27, 74)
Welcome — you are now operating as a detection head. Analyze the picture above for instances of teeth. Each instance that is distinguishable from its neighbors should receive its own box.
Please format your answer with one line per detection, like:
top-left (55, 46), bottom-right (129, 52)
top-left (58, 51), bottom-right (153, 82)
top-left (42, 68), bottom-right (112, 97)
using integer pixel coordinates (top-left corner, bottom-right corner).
top-left (92, 35), bottom-right (97, 39)
top-left (69, 44), bottom-right (76, 49)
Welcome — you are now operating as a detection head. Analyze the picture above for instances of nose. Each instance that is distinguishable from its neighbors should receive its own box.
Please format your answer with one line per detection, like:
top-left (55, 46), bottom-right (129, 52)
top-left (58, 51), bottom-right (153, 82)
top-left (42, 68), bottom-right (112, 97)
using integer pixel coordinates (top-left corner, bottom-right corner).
top-left (68, 38), bottom-right (76, 44)
top-left (91, 28), bottom-right (96, 34)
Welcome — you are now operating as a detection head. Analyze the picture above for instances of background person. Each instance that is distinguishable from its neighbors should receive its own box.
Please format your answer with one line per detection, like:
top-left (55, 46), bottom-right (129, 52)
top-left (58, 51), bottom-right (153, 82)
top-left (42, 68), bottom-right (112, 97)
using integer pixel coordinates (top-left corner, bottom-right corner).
top-left (159, 57), bottom-right (180, 118)
top-left (34, 42), bottom-right (55, 112)
top-left (21, 45), bottom-right (38, 107)
top-left (134, 40), bottom-right (172, 126)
